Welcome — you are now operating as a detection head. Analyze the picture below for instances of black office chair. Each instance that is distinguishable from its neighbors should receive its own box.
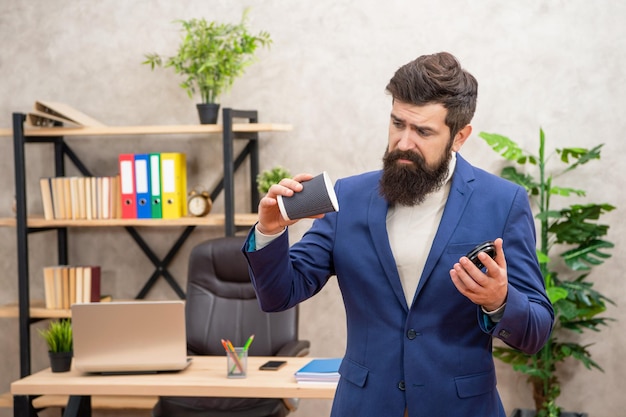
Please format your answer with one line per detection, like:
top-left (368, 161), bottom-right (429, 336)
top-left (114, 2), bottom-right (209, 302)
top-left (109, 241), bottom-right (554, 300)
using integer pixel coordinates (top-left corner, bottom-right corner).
top-left (153, 236), bottom-right (310, 417)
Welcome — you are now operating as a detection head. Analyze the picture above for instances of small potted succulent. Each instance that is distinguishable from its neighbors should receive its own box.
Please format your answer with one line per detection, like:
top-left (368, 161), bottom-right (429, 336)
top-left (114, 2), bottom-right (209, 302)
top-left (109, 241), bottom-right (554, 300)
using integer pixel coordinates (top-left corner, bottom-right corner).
top-left (143, 8), bottom-right (272, 124)
top-left (39, 319), bottom-right (73, 372)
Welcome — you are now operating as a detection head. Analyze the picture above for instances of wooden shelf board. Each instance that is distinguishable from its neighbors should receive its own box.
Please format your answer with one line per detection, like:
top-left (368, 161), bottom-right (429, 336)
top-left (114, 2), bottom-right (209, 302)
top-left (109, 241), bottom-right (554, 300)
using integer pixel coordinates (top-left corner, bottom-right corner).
top-left (0, 299), bottom-right (173, 319)
top-left (0, 301), bottom-right (69, 319)
top-left (0, 391), bottom-right (12, 408)
top-left (0, 391), bottom-right (157, 410)
top-left (32, 394), bottom-right (158, 410)
top-left (0, 123), bottom-right (291, 138)
top-left (0, 213), bottom-right (258, 228)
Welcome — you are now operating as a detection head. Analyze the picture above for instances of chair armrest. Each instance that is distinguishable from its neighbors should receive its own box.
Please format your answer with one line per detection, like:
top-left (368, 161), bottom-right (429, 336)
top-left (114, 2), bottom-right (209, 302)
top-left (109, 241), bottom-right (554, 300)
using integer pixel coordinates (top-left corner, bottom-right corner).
top-left (275, 340), bottom-right (310, 357)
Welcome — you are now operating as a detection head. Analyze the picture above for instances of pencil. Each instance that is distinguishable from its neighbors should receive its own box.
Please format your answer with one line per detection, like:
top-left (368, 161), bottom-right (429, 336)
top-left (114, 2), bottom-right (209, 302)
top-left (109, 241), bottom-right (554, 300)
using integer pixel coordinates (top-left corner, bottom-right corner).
top-left (243, 334), bottom-right (255, 351)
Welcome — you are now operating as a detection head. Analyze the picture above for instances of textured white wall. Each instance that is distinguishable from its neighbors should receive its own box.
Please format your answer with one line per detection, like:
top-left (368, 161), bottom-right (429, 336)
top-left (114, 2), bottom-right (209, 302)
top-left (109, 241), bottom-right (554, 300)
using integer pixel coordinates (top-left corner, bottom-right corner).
top-left (1, 1), bottom-right (625, 416)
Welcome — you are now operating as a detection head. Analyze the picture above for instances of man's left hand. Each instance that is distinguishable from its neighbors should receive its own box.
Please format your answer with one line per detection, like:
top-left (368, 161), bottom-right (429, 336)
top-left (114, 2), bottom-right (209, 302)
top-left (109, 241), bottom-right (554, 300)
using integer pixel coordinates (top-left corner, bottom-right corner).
top-left (449, 237), bottom-right (508, 311)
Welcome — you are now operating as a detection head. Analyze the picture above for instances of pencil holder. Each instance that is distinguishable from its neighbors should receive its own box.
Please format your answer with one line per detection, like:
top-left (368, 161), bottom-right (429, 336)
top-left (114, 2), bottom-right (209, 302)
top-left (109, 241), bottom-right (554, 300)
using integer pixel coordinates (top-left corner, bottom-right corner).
top-left (226, 347), bottom-right (247, 378)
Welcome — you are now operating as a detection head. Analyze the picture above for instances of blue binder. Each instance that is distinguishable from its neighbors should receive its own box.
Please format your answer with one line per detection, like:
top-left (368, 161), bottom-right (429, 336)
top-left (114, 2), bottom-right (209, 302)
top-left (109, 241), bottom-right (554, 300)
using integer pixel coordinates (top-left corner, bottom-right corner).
top-left (134, 154), bottom-right (152, 219)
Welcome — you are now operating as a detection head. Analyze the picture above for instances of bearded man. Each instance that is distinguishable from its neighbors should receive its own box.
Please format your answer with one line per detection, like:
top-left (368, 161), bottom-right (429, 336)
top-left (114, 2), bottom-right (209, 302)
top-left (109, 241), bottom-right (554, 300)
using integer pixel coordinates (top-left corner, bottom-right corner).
top-left (242, 52), bottom-right (554, 417)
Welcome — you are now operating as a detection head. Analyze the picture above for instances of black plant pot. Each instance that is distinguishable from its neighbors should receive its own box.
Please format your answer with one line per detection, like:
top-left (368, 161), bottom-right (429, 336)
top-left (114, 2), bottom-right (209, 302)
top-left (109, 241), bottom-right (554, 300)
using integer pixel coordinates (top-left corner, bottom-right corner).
top-left (510, 409), bottom-right (588, 417)
top-left (196, 103), bottom-right (220, 124)
top-left (49, 351), bottom-right (72, 372)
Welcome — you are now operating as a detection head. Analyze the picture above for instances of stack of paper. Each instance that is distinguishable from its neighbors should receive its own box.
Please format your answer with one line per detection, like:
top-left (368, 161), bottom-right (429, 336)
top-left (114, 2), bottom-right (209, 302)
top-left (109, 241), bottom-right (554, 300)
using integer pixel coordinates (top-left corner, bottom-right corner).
top-left (294, 358), bottom-right (341, 383)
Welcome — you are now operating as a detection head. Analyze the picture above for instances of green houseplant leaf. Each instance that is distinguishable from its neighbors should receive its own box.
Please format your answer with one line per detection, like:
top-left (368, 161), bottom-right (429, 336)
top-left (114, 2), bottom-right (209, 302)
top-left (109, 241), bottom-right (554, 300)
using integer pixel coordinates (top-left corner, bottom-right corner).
top-left (480, 129), bottom-right (616, 417)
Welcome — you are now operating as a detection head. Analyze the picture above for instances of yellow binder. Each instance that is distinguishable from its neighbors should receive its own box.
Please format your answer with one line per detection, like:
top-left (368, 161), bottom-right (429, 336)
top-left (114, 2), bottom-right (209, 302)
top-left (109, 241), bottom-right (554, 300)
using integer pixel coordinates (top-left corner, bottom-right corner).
top-left (160, 153), bottom-right (187, 219)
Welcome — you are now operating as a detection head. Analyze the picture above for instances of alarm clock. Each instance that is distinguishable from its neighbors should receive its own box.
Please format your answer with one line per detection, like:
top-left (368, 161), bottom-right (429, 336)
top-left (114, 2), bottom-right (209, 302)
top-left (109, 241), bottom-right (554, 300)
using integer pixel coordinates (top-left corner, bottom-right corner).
top-left (187, 186), bottom-right (212, 217)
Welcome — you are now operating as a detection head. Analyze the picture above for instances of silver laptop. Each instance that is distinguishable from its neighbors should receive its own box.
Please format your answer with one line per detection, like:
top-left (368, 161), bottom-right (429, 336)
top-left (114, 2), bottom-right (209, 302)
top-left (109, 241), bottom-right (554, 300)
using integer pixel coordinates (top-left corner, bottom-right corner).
top-left (71, 301), bottom-right (191, 374)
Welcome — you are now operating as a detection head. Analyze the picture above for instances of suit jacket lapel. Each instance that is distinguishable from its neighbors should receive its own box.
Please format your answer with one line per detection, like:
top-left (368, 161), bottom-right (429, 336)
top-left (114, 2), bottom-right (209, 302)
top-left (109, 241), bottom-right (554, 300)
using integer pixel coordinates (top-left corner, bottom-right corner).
top-left (412, 155), bottom-right (475, 303)
top-left (367, 180), bottom-right (410, 311)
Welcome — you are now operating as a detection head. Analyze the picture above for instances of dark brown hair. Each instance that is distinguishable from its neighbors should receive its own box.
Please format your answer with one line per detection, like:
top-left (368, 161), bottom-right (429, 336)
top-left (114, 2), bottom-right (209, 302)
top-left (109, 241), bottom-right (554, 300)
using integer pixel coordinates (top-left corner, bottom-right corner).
top-left (385, 52), bottom-right (478, 138)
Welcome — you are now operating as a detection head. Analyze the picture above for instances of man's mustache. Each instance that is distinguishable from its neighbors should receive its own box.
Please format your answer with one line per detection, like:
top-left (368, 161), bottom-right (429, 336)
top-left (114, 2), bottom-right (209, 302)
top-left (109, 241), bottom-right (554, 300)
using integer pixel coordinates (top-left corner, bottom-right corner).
top-left (384, 150), bottom-right (427, 171)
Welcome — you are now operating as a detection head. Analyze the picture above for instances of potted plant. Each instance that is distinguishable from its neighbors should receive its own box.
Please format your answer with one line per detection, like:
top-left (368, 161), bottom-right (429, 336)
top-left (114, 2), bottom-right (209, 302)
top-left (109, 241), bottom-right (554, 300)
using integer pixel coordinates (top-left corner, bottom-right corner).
top-left (38, 319), bottom-right (73, 372)
top-left (256, 166), bottom-right (291, 195)
top-left (480, 129), bottom-right (616, 417)
top-left (143, 9), bottom-right (272, 124)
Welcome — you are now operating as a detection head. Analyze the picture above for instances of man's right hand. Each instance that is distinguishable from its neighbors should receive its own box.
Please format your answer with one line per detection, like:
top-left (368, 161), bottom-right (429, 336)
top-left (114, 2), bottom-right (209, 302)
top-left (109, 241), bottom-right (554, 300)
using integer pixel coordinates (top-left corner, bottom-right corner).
top-left (256, 173), bottom-right (315, 235)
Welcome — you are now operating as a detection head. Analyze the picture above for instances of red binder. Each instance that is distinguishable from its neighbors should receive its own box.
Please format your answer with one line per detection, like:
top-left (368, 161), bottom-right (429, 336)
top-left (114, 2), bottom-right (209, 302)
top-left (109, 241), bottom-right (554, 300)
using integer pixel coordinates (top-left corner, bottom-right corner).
top-left (118, 154), bottom-right (137, 218)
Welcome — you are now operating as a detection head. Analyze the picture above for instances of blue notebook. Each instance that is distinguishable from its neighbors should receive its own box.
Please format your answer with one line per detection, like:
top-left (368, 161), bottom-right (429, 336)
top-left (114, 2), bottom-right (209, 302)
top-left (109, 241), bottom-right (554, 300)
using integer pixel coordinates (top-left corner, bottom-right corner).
top-left (295, 358), bottom-right (341, 383)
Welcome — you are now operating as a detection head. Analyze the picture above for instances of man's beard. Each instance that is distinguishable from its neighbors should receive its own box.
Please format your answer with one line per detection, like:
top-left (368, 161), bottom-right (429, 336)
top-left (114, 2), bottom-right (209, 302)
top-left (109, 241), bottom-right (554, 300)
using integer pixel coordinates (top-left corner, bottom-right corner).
top-left (379, 146), bottom-right (452, 206)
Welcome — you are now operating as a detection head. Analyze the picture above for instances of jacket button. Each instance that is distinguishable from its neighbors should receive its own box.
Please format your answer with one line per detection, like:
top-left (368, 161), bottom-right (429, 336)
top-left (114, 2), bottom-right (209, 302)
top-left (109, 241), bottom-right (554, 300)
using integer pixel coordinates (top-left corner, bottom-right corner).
top-left (407, 329), bottom-right (418, 339)
top-left (398, 380), bottom-right (406, 391)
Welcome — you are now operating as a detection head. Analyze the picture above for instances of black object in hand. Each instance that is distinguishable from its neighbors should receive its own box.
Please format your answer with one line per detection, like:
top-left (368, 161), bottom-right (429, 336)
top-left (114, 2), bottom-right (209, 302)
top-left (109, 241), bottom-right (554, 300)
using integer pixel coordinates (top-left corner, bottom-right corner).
top-left (466, 241), bottom-right (496, 269)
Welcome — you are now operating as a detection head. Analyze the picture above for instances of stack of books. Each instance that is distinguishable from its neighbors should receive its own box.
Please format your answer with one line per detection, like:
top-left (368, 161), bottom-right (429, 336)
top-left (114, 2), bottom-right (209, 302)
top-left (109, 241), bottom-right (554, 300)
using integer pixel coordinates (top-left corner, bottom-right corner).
top-left (294, 358), bottom-right (341, 384)
top-left (42, 265), bottom-right (101, 309)
top-left (40, 176), bottom-right (121, 220)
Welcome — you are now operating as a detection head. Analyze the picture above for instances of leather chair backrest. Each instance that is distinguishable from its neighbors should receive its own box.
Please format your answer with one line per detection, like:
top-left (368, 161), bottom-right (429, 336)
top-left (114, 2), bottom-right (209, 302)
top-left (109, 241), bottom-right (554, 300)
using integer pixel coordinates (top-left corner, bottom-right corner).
top-left (185, 236), bottom-right (299, 357)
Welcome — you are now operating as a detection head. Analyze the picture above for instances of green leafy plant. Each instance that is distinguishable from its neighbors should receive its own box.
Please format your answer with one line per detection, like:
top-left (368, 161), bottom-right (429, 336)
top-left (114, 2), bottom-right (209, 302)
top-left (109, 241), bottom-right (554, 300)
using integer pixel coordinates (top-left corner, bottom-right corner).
top-left (256, 166), bottom-right (291, 195)
top-left (481, 129), bottom-right (616, 417)
top-left (143, 8), bottom-right (272, 104)
top-left (38, 319), bottom-right (72, 353)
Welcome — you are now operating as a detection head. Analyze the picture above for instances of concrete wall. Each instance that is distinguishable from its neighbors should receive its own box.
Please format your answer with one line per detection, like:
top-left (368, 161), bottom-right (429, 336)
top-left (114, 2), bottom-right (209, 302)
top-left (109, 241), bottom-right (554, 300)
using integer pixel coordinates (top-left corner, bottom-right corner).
top-left (1, 1), bottom-right (624, 416)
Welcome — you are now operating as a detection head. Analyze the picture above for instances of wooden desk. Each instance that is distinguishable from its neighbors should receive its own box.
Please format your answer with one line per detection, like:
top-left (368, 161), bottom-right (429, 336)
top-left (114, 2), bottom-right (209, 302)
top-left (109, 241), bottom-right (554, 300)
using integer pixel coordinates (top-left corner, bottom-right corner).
top-left (11, 356), bottom-right (337, 417)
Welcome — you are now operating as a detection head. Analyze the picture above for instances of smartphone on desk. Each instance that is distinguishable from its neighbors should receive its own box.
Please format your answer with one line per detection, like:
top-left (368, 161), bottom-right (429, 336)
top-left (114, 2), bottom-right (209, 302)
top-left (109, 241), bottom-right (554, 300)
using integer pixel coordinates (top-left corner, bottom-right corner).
top-left (259, 360), bottom-right (287, 370)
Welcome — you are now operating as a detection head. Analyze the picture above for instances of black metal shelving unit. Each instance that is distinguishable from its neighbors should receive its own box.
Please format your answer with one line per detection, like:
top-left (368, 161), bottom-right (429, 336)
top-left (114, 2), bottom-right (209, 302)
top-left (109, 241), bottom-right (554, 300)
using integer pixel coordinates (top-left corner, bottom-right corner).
top-left (10, 108), bottom-right (266, 417)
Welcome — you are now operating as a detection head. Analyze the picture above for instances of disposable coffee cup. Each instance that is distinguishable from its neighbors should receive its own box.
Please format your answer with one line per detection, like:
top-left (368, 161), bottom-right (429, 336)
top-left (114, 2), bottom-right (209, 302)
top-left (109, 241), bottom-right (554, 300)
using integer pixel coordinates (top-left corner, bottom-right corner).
top-left (277, 171), bottom-right (339, 221)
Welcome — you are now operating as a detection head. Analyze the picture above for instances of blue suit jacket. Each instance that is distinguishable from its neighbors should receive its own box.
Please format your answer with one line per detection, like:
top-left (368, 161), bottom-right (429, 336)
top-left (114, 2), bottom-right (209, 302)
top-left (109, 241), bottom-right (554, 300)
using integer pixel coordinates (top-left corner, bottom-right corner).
top-left (243, 155), bottom-right (553, 417)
